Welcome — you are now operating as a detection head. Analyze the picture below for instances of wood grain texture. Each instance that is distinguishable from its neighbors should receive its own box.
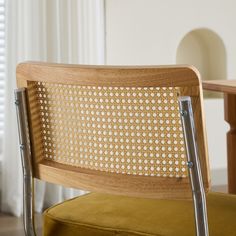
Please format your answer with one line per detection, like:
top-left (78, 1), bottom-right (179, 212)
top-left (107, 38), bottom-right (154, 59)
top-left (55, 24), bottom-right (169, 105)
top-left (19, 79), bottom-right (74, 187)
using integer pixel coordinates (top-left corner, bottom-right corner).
top-left (37, 160), bottom-right (193, 199)
top-left (203, 80), bottom-right (236, 94)
top-left (0, 213), bottom-right (42, 236)
top-left (224, 94), bottom-right (236, 194)
top-left (16, 62), bottom-right (210, 199)
top-left (203, 80), bottom-right (236, 194)
top-left (17, 62), bottom-right (200, 87)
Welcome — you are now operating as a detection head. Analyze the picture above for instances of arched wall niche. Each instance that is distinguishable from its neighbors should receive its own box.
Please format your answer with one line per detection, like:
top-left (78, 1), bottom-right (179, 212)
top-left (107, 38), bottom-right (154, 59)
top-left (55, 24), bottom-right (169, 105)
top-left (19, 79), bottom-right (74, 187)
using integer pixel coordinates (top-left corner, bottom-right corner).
top-left (176, 28), bottom-right (227, 98)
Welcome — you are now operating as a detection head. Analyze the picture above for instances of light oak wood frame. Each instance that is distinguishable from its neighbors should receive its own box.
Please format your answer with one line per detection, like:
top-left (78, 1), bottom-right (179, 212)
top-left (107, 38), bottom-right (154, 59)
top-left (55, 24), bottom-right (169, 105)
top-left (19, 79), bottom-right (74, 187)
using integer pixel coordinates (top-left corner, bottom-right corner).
top-left (16, 62), bottom-right (210, 200)
top-left (203, 80), bottom-right (236, 194)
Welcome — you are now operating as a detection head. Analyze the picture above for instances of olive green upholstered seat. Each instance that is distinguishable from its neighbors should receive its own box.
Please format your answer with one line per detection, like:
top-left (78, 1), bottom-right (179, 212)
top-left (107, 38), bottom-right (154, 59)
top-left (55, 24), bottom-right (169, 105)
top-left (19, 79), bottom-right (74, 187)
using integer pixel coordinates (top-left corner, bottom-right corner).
top-left (43, 192), bottom-right (236, 236)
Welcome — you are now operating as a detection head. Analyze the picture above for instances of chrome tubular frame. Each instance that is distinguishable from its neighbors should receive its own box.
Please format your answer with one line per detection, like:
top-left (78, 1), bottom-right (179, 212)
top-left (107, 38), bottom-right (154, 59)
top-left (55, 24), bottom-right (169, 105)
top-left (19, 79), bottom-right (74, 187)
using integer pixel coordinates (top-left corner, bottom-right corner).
top-left (15, 88), bottom-right (36, 236)
top-left (178, 96), bottom-right (209, 236)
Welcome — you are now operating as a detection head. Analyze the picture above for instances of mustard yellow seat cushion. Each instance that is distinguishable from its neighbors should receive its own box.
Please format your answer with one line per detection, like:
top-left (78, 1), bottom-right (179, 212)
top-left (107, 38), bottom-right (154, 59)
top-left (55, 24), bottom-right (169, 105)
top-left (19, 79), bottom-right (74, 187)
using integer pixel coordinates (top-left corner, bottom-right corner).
top-left (43, 192), bottom-right (236, 236)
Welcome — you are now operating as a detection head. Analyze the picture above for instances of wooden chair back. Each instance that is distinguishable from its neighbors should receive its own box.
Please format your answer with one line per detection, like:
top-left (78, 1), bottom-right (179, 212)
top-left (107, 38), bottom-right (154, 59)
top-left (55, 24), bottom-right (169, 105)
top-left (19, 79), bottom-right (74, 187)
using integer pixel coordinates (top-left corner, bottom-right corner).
top-left (16, 62), bottom-right (210, 199)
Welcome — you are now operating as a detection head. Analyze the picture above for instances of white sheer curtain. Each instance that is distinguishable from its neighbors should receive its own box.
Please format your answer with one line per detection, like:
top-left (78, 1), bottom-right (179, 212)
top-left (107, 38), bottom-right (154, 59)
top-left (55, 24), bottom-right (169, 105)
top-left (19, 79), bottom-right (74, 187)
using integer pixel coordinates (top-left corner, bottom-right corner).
top-left (1, 0), bottom-right (105, 216)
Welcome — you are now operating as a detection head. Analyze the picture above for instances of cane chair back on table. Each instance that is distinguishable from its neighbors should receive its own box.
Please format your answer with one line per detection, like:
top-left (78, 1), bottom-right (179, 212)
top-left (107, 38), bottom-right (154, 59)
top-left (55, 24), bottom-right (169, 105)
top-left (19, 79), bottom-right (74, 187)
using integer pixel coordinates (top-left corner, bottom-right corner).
top-left (15, 62), bottom-right (210, 236)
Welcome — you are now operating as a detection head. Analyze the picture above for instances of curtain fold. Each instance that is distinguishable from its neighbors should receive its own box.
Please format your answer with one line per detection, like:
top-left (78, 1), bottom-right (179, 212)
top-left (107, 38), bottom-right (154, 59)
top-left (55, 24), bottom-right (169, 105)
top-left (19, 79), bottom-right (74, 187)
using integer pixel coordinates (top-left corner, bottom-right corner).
top-left (1, 0), bottom-right (105, 216)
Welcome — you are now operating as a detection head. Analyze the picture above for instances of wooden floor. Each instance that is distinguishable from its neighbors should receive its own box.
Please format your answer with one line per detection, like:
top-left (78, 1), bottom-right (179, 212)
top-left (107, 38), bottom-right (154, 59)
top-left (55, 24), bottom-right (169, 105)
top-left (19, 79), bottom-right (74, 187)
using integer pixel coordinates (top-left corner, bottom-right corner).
top-left (0, 185), bottom-right (228, 236)
top-left (0, 213), bottom-right (42, 236)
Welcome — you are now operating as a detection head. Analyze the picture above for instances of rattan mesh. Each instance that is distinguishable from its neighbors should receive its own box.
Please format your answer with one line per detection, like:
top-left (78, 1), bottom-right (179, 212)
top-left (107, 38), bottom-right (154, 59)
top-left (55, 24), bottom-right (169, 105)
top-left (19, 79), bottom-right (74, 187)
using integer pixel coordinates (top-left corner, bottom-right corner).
top-left (28, 81), bottom-right (188, 178)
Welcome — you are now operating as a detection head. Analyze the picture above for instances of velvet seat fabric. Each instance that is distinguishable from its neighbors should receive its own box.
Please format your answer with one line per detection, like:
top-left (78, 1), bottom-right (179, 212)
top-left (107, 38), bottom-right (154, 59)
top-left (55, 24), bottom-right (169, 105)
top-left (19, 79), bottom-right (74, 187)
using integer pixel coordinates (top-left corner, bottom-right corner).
top-left (43, 192), bottom-right (236, 236)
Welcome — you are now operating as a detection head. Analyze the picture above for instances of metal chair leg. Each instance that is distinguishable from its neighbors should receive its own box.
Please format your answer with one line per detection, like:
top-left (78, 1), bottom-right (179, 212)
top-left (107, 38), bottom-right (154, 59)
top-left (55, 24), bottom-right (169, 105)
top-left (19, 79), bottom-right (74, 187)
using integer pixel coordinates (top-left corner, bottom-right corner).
top-left (179, 96), bottom-right (209, 236)
top-left (15, 88), bottom-right (36, 236)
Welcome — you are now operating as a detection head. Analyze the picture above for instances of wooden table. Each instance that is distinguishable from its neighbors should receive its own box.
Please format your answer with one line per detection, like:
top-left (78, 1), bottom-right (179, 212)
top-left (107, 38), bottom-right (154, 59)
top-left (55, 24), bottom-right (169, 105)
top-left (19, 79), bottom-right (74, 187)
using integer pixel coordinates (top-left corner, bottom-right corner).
top-left (203, 80), bottom-right (236, 194)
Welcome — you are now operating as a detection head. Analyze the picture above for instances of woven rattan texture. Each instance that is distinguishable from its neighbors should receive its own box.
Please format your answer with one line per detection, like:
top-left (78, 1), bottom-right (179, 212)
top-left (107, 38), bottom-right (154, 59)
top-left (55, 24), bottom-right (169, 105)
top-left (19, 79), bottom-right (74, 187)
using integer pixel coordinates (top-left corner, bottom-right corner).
top-left (28, 82), bottom-right (188, 178)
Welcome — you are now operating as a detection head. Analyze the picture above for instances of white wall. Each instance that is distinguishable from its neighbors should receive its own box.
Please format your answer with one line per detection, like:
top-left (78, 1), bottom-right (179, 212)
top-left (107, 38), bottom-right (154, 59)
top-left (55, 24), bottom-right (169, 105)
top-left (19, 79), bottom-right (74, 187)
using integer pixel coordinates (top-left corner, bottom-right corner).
top-left (105, 0), bottom-right (236, 185)
top-left (105, 0), bottom-right (236, 74)
top-left (176, 29), bottom-right (227, 98)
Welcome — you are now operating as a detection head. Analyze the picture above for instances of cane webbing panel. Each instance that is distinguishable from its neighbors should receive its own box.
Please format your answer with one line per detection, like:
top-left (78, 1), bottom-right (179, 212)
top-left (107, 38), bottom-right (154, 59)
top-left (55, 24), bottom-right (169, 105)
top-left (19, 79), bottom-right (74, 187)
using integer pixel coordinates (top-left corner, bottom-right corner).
top-left (28, 81), bottom-right (188, 178)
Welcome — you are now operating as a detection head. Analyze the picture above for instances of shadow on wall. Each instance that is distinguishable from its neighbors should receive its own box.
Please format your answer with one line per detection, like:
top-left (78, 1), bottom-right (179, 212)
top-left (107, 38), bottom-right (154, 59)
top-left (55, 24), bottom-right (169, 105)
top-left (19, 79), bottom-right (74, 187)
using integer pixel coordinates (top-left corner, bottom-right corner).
top-left (176, 28), bottom-right (227, 98)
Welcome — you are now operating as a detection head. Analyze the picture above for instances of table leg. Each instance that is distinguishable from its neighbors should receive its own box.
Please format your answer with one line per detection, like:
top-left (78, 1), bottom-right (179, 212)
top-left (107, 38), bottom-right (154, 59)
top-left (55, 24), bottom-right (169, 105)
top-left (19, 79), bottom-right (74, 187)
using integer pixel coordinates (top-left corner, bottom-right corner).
top-left (224, 93), bottom-right (236, 194)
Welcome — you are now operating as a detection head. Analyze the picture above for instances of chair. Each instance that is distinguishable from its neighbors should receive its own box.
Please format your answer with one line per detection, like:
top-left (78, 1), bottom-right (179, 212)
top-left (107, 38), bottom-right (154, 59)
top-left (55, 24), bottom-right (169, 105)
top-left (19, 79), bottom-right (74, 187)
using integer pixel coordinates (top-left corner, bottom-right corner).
top-left (15, 62), bottom-right (236, 236)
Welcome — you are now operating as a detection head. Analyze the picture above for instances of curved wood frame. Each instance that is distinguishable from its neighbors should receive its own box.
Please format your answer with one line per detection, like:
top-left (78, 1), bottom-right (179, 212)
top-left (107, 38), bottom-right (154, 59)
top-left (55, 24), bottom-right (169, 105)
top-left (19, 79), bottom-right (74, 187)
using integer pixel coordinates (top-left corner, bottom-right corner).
top-left (16, 62), bottom-right (210, 199)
